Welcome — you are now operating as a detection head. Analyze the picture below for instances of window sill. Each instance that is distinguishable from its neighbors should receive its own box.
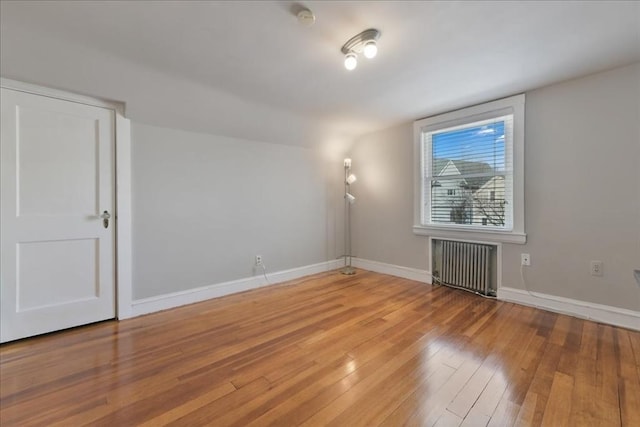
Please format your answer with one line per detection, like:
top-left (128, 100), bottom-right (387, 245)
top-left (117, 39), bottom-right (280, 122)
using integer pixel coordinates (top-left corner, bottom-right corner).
top-left (413, 225), bottom-right (526, 244)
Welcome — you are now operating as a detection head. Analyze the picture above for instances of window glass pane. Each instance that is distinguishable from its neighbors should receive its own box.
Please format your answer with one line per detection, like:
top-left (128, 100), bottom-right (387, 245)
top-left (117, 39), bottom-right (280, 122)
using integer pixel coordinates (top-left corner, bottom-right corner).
top-left (426, 118), bottom-right (510, 228)
top-left (431, 121), bottom-right (506, 175)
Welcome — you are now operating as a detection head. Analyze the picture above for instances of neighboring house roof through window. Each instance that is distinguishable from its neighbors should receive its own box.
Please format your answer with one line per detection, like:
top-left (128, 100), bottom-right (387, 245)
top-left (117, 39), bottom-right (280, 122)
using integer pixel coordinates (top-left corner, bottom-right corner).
top-left (434, 159), bottom-right (495, 191)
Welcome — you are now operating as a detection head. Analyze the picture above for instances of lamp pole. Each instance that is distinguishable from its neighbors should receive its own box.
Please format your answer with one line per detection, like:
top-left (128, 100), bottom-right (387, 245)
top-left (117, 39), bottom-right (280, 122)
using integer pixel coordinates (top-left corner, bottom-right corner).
top-left (341, 159), bottom-right (356, 275)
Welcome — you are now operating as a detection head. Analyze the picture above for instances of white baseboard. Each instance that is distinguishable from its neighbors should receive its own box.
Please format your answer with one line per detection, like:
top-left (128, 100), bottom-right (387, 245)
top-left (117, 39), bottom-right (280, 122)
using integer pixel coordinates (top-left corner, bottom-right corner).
top-left (351, 258), bottom-right (432, 284)
top-left (131, 259), bottom-right (343, 317)
top-left (130, 258), bottom-right (638, 331)
top-left (498, 287), bottom-right (639, 331)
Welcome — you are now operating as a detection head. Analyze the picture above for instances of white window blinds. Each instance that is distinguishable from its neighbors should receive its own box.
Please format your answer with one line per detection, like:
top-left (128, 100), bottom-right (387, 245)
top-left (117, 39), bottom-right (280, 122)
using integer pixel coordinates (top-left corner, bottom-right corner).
top-left (422, 114), bottom-right (514, 229)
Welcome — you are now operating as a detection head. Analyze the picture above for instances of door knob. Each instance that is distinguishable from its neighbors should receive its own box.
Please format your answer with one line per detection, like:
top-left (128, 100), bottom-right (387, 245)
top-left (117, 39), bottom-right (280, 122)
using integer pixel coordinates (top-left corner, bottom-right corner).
top-left (100, 210), bottom-right (111, 229)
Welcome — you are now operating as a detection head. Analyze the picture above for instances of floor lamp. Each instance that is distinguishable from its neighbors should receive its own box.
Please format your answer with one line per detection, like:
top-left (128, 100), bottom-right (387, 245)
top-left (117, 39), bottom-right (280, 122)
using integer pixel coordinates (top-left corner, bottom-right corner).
top-left (342, 158), bottom-right (357, 275)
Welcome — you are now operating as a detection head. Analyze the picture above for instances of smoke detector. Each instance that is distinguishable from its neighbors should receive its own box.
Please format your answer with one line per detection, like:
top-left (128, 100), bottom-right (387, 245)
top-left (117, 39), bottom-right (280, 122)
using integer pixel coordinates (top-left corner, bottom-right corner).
top-left (297, 8), bottom-right (315, 26)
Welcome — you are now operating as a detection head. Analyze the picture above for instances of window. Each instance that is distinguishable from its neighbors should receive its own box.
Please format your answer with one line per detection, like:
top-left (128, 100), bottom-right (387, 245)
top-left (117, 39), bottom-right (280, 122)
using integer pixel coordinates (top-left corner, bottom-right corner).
top-left (413, 94), bottom-right (526, 244)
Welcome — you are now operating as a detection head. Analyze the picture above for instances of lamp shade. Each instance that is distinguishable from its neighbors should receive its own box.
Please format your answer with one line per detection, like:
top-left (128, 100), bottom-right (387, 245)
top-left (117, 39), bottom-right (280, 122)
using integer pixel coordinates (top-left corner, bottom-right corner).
top-left (346, 193), bottom-right (356, 204)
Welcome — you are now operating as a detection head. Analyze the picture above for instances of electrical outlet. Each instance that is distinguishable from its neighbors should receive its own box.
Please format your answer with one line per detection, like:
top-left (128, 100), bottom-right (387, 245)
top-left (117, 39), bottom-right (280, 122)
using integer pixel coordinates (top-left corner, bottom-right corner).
top-left (591, 260), bottom-right (603, 276)
top-left (521, 253), bottom-right (530, 266)
top-left (255, 255), bottom-right (263, 266)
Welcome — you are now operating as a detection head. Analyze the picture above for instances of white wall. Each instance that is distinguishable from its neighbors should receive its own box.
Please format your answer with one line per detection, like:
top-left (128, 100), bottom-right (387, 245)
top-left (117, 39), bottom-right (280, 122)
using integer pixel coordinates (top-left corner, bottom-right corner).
top-left (503, 63), bottom-right (640, 311)
top-left (350, 123), bottom-right (430, 270)
top-left (350, 63), bottom-right (640, 312)
top-left (131, 123), bottom-right (332, 299)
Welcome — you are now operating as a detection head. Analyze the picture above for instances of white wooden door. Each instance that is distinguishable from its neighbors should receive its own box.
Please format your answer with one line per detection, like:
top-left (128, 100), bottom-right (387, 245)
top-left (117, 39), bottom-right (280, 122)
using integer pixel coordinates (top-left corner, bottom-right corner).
top-left (0, 88), bottom-right (116, 343)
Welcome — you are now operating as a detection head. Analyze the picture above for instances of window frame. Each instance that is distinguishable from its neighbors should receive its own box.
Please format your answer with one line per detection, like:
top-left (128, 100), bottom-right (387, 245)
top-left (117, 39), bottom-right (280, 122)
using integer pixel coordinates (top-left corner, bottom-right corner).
top-left (413, 94), bottom-right (526, 244)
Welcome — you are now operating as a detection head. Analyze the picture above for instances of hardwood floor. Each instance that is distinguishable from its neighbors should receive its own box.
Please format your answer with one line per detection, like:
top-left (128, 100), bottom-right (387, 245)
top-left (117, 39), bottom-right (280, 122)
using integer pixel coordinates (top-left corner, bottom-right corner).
top-left (1, 269), bottom-right (639, 426)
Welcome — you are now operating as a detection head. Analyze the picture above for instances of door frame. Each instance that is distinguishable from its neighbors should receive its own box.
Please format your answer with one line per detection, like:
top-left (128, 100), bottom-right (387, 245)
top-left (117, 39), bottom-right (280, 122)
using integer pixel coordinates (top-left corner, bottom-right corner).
top-left (0, 78), bottom-right (133, 320)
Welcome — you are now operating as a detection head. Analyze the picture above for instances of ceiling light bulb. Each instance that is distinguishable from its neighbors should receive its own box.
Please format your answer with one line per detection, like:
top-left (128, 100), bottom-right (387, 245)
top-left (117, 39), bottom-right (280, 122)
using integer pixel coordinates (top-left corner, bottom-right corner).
top-left (363, 40), bottom-right (377, 59)
top-left (344, 158), bottom-right (352, 168)
top-left (344, 53), bottom-right (357, 71)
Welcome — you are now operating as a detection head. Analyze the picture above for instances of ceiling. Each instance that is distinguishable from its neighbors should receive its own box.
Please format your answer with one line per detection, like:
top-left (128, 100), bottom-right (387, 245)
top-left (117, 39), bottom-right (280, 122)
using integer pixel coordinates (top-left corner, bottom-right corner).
top-left (1, 1), bottom-right (639, 148)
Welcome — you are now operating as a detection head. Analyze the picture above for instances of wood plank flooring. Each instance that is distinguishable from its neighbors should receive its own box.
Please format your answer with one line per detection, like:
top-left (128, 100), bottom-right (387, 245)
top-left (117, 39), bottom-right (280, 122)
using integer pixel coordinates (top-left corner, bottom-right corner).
top-left (1, 269), bottom-right (639, 426)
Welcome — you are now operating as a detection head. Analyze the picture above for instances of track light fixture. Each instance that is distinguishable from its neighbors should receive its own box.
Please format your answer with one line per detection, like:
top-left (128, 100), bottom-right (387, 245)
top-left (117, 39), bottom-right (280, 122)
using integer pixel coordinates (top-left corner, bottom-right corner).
top-left (341, 28), bottom-right (381, 71)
